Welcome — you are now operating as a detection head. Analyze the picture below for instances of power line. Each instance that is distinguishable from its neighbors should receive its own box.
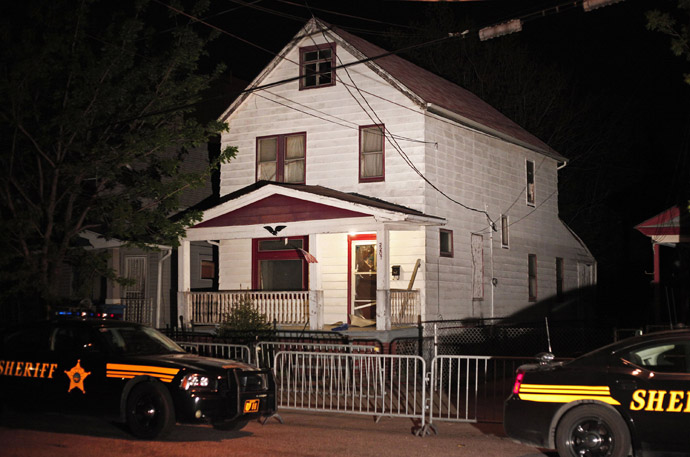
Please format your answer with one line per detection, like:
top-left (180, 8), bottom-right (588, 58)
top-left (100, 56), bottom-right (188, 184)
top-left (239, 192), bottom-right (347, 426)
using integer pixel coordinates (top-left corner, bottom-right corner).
top-left (306, 15), bottom-right (495, 226)
top-left (139, 1), bottom-right (564, 232)
top-left (258, 91), bottom-right (436, 145)
top-left (274, 0), bottom-right (425, 31)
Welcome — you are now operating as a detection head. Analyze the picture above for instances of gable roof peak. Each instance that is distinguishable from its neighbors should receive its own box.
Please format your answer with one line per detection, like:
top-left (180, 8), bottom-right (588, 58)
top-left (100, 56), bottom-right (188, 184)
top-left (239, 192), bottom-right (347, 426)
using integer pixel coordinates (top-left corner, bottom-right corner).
top-left (223, 16), bottom-right (565, 162)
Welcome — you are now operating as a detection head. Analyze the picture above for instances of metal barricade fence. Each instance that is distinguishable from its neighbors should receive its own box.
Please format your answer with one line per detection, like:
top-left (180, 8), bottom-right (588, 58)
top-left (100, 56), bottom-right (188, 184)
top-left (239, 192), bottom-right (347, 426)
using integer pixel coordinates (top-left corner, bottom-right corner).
top-left (176, 341), bottom-right (252, 364)
top-left (274, 351), bottom-right (427, 429)
top-left (255, 341), bottom-right (379, 369)
top-left (429, 355), bottom-right (534, 425)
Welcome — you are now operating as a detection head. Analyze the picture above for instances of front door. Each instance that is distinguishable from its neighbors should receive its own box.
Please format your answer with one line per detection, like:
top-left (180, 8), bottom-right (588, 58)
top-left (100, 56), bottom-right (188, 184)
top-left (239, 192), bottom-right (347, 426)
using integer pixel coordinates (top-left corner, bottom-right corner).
top-left (350, 237), bottom-right (376, 321)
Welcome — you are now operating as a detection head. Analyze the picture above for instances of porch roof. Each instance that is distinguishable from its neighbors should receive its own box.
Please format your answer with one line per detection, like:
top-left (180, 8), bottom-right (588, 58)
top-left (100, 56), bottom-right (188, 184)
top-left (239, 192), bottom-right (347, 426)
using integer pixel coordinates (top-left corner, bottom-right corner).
top-left (635, 205), bottom-right (690, 244)
top-left (182, 181), bottom-right (445, 240)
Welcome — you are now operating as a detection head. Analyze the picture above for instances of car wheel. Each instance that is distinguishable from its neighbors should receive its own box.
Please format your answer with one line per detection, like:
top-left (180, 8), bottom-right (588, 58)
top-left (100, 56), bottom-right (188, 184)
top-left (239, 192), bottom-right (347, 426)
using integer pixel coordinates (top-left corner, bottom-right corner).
top-left (125, 382), bottom-right (175, 439)
top-left (556, 405), bottom-right (630, 457)
top-left (213, 419), bottom-right (250, 432)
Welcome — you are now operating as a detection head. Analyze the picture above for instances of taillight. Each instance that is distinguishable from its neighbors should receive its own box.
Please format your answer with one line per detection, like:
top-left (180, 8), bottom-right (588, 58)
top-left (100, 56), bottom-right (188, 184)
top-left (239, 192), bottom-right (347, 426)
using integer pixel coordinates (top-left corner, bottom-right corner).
top-left (512, 370), bottom-right (524, 394)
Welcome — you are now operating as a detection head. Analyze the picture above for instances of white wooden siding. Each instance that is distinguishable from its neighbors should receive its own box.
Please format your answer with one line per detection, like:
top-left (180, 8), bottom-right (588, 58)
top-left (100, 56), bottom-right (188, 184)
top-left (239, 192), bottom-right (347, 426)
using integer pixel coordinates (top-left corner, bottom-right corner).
top-left (220, 33), bottom-right (427, 211)
top-left (215, 30), bottom-right (595, 323)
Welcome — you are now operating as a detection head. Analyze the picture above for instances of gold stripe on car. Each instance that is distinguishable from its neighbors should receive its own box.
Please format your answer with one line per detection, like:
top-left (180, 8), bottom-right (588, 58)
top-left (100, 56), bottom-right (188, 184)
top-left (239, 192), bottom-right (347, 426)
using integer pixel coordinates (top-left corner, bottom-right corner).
top-left (518, 384), bottom-right (621, 405)
top-left (106, 364), bottom-right (180, 383)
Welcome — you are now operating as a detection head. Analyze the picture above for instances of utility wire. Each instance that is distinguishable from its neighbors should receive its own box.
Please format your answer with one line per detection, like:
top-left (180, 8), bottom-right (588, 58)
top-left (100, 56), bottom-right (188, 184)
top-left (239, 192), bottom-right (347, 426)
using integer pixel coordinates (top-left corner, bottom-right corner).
top-left (306, 14), bottom-right (495, 226)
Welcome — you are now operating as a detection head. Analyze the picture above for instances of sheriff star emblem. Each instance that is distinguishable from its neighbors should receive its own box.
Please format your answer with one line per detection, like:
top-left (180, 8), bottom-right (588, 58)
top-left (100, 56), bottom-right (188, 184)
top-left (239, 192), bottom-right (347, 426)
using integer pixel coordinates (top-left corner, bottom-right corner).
top-left (64, 360), bottom-right (91, 394)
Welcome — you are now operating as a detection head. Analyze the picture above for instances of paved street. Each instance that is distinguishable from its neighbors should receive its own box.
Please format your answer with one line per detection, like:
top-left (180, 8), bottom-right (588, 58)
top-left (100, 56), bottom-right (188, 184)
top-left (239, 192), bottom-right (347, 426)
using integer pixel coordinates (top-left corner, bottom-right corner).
top-left (0, 409), bottom-right (553, 457)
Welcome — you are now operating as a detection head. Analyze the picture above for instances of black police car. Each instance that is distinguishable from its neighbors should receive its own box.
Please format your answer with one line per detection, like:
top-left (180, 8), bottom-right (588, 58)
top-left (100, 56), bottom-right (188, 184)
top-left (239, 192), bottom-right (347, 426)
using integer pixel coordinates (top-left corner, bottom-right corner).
top-left (0, 318), bottom-right (276, 439)
top-left (504, 329), bottom-right (690, 457)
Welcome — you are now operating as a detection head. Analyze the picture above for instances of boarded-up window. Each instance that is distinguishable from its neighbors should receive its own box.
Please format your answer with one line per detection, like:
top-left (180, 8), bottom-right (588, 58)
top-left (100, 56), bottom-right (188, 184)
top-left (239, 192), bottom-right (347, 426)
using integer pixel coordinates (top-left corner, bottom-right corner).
top-left (471, 234), bottom-right (483, 300)
top-left (528, 254), bottom-right (537, 301)
top-left (201, 260), bottom-right (215, 280)
top-left (578, 262), bottom-right (594, 288)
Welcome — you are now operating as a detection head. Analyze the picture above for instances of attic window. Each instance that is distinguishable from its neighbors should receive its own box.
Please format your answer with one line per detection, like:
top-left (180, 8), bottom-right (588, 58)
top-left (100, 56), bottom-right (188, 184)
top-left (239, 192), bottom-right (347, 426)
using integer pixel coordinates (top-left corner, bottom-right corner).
top-left (300, 43), bottom-right (336, 90)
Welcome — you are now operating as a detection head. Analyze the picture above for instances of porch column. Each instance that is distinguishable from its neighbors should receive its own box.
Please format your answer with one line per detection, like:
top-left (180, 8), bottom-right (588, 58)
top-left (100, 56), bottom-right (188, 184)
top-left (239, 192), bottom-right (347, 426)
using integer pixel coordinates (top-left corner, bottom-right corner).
top-left (308, 234), bottom-right (324, 330)
top-left (177, 239), bottom-right (191, 329)
top-left (376, 225), bottom-right (391, 331)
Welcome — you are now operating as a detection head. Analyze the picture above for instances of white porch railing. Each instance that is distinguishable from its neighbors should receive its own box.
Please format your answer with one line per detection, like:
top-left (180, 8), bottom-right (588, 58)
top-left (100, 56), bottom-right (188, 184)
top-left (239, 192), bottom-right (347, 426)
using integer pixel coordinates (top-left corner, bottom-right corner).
top-left (183, 289), bottom-right (420, 328)
top-left (391, 289), bottom-right (420, 325)
top-left (184, 291), bottom-right (309, 326)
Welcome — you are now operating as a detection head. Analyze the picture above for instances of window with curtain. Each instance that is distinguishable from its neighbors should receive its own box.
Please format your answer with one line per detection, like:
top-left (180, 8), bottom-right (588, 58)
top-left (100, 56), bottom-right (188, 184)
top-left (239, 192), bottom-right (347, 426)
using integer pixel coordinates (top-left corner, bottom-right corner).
top-left (359, 125), bottom-right (384, 182)
top-left (526, 159), bottom-right (535, 206)
top-left (256, 133), bottom-right (305, 183)
top-left (300, 43), bottom-right (335, 89)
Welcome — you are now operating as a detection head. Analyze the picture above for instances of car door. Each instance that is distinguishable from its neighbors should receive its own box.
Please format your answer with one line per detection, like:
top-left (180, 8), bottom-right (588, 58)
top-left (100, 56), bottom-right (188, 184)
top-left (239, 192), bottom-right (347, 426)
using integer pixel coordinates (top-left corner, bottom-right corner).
top-left (0, 323), bottom-right (56, 409)
top-left (608, 338), bottom-right (690, 456)
top-left (48, 323), bottom-right (117, 414)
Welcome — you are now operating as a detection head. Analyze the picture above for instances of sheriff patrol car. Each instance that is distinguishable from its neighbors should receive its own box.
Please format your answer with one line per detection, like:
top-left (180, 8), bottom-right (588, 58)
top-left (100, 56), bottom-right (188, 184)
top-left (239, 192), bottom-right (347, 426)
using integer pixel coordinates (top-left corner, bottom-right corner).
top-left (504, 329), bottom-right (690, 457)
top-left (0, 319), bottom-right (276, 439)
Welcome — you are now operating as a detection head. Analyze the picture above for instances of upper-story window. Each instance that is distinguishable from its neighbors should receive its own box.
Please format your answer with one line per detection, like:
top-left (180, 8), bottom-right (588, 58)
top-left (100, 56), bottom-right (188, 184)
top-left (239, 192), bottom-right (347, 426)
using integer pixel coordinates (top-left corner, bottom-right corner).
top-left (359, 125), bottom-right (385, 182)
top-left (256, 132), bottom-right (306, 184)
top-left (526, 159), bottom-right (535, 206)
top-left (300, 43), bottom-right (336, 90)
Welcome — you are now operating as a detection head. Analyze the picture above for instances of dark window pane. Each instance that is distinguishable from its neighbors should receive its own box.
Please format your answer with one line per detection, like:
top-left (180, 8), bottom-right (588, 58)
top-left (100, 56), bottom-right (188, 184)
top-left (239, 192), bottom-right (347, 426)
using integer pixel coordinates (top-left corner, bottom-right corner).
top-left (260, 260), bottom-right (303, 290)
top-left (259, 239), bottom-right (303, 251)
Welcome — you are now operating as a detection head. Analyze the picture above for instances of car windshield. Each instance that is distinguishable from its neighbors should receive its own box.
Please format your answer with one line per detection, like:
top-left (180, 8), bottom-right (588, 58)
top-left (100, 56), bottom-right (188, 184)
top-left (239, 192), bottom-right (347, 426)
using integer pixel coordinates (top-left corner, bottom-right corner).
top-left (98, 325), bottom-right (185, 356)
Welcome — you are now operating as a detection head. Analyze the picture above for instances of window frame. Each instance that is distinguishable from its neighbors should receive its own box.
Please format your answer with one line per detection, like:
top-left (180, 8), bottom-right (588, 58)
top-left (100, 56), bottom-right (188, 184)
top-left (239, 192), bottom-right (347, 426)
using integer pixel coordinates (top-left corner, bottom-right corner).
top-left (440, 229), bottom-right (454, 258)
top-left (299, 43), bottom-right (336, 90)
top-left (528, 254), bottom-right (538, 302)
top-left (359, 124), bottom-right (385, 183)
top-left (256, 132), bottom-right (307, 184)
top-left (501, 214), bottom-right (509, 249)
top-left (251, 236), bottom-right (309, 291)
top-left (526, 159), bottom-right (535, 206)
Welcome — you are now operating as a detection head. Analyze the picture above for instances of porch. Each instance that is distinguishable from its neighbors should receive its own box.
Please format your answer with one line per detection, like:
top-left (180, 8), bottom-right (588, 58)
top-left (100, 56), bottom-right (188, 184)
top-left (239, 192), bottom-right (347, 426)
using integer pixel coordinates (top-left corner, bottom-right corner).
top-left (181, 289), bottom-right (421, 328)
top-left (176, 182), bottom-right (444, 332)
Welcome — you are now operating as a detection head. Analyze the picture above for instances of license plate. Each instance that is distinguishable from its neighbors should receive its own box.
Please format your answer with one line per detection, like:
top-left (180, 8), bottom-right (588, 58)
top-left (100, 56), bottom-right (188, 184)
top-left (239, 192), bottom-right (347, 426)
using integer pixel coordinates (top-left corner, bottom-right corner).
top-left (244, 399), bottom-right (260, 413)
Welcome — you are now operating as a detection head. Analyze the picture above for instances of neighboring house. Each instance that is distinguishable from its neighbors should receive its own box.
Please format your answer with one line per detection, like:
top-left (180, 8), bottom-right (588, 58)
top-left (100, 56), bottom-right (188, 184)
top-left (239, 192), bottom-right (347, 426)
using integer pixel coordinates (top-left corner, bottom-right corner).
top-left (59, 75), bottom-right (247, 328)
top-left (66, 141), bottom-right (217, 328)
top-left (175, 18), bottom-right (596, 334)
top-left (635, 205), bottom-right (690, 326)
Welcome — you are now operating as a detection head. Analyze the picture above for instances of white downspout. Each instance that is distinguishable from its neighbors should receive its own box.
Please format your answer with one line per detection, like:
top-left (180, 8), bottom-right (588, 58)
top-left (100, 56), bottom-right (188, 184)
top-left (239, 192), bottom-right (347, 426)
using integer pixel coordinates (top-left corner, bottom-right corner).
top-left (156, 247), bottom-right (173, 328)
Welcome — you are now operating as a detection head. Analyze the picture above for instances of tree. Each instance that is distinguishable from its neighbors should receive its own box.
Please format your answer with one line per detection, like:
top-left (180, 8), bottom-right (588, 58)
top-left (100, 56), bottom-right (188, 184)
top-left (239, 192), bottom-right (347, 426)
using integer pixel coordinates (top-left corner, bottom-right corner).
top-left (0, 0), bottom-right (236, 318)
top-left (647, 0), bottom-right (690, 85)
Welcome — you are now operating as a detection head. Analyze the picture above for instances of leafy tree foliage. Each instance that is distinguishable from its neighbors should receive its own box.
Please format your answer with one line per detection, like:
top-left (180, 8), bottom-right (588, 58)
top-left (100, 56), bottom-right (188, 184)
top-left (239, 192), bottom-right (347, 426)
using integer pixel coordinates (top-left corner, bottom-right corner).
top-left (0, 0), bottom-right (236, 316)
top-left (647, 0), bottom-right (690, 85)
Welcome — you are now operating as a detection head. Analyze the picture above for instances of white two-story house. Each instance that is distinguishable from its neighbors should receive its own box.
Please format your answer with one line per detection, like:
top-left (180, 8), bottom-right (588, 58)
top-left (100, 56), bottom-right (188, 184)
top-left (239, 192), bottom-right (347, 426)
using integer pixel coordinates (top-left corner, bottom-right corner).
top-left (175, 18), bottom-right (596, 334)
